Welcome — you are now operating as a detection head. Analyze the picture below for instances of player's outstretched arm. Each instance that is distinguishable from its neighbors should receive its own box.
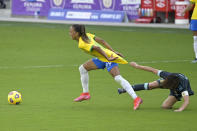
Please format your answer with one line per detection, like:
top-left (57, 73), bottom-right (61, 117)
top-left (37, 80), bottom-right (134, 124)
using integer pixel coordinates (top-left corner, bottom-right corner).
top-left (92, 45), bottom-right (118, 61)
top-left (94, 36), bottom-right (124, 57)
top-left (174, 95), bottom-right (189, 112)
top-left (130, 62), bottom-right (159, 75)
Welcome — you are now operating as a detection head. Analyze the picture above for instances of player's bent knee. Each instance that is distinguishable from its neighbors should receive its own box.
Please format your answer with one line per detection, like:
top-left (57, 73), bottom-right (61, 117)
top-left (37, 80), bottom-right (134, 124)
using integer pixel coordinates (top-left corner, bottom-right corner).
top-left (161, 105), bottom-right (172, 109)
top-left (79, 65), bottom-right (87, 74)
top-left (114, 75), bottom-right (122, 83)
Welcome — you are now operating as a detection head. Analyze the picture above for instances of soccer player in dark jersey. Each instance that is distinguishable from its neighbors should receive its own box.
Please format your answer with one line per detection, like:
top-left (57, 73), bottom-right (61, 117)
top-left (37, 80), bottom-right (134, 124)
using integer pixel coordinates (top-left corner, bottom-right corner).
top-left (118, 62), bottom-right (194, 112)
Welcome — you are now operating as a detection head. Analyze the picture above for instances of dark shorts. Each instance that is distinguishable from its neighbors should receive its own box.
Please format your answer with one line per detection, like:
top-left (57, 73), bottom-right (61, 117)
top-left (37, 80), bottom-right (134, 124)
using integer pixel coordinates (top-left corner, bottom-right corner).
top-left (92, 58), bottom-right (118, 72)
top-left (169, 79), bottom-right (194, 101)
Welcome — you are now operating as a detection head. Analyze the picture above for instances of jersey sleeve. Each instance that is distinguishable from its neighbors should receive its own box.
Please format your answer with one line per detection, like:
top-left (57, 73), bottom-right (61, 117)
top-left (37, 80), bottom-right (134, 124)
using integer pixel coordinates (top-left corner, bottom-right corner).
top-left (158, 71), bottom-right (172, 79)
top-left (87, 33), bottom-right (96, 39)
top-left (79, 41), bottom-right (94, 52)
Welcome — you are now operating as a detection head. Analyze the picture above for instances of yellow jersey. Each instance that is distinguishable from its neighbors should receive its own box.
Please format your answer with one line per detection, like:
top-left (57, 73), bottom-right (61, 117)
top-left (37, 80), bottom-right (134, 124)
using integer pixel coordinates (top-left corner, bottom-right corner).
top-left (78, 33), bottom-right (128, 64)
top-left (190, 0), bottom-right (197, 19)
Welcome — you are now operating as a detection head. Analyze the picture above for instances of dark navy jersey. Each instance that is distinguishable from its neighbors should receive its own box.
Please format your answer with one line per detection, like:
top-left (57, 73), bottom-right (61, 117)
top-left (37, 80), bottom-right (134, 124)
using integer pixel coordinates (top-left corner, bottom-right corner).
top-left (158, 71), bottom-right (194, 100)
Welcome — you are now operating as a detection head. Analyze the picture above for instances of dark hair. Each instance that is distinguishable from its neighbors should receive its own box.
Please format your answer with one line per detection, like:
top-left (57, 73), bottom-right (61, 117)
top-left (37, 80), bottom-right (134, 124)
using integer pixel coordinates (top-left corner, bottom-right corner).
top-left (72, 24), bottom-right (89, 43)
top-left (162, 74), bottom-right (180, 90)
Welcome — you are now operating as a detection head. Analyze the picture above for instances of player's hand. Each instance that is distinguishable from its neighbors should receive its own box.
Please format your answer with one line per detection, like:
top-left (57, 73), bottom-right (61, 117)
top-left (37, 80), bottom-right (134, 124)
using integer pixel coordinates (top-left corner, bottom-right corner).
top-left (114, 51), bottom-right (124, 57)
top-left (108, 54), bottom-right (118, 61)
top-left (174, 109), bottom-right (183, 112)
top-left (130, 62), bottom-right (139, 68)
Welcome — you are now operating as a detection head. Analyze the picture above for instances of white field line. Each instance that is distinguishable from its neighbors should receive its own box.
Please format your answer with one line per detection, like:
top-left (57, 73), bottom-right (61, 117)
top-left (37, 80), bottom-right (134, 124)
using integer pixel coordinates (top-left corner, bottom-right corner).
top-left (23, 65), bottom-right (65, 69)
top-left (0, 64), bottom-right (66, 70)
top-left (0, 59), bottom-right (192, 70)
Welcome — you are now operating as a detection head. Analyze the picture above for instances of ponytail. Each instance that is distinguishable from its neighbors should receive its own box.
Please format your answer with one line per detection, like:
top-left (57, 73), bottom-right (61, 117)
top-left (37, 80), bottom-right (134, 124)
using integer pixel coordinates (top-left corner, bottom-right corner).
top-left (72, 24), bottom-right (89, 43)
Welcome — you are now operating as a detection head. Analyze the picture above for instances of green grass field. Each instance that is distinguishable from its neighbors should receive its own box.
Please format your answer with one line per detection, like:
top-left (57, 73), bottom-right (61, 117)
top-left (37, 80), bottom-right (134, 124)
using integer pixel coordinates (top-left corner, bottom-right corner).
top-left (0, 21), bottom-right (196, 131)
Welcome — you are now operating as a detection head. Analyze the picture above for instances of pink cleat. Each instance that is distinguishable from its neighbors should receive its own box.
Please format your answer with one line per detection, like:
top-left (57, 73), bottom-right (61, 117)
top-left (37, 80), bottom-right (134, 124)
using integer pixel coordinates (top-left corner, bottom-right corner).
top-left (133, 97), bottom-right (143, 110)
top-left (74, 93), bottom-right (91, 102)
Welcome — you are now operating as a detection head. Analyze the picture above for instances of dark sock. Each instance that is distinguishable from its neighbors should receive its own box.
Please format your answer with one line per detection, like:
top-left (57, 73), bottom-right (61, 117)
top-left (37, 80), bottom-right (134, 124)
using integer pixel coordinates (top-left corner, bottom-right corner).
top-left (132, 83), bottom-right (149, 91)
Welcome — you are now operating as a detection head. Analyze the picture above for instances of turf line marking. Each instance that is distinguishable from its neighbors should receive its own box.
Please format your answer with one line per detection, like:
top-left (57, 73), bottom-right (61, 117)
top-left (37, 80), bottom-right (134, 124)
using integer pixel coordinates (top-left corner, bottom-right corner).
top-left (23, 65), bottom-right (65, 69)
top-left (0, 64), bottom-right (65, 70)
top-left (0, 59), bottom-right (192, 70)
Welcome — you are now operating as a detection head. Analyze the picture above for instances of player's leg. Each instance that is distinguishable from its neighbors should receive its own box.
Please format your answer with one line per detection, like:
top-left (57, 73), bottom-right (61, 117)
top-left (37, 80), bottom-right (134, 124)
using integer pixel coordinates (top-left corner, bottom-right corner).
top-left (190, 20), bottom-right (197, 63)
top-left (79, 59), bottom-right (99, 92)
top-left (161, 96), bottom-right (177, 109)
top-left (74, 59), bottom-right (100, 102)
top-left (118, 80), bottom-right (160, 94)
top-left (74, 58), bottom-right (106, 102)
top-left (192, 31), bottom-right (197, 63)
top-left (108, 64), bottom-right (142, 110)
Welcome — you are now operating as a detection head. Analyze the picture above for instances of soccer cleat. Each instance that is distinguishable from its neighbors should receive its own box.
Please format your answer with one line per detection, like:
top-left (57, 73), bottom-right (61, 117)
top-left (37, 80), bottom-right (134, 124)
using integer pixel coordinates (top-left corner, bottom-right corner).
top-left (133, 97), bottom-right (143, 110)
top-left (191, 58), bottom-right (197, 63)
top-left (74, 93), bottom-right (91, 102)
top-left (118, 88), bottom-right (127, 94)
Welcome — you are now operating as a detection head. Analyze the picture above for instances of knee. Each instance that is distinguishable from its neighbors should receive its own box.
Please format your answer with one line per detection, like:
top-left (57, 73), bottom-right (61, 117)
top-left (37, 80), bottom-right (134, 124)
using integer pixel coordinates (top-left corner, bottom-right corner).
top-left (161, 104), bottom-right (172, 109)
top-left (114, 75), bottom-right (122, 83)
top-left (194, 35), bottom-right (197, 41)
top-left (79, 65), bottom-right (87, 74)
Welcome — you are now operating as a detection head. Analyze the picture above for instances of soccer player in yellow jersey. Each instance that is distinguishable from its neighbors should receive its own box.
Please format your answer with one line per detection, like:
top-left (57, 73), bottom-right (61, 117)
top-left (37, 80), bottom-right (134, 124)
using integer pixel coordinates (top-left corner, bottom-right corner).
top-left (69, 24), bottom-right (142, 110)
top-left (182, 0), bottom-right (197, 63)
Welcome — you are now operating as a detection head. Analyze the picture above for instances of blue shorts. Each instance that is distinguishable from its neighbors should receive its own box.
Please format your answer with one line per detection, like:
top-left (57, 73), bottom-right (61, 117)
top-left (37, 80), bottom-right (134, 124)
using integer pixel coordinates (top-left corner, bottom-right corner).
top-left (190, 20), bottom-right (197, 31)
top-left (92, 58), bottom-right (118, 72)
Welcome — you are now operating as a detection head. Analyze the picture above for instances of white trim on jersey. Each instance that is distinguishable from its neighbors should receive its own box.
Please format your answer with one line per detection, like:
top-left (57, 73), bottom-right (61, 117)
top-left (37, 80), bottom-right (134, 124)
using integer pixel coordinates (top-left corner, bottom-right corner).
top-left (157, 70), bottom-right (162, 76)
top-left (182, 91), bottom-right (189, 97)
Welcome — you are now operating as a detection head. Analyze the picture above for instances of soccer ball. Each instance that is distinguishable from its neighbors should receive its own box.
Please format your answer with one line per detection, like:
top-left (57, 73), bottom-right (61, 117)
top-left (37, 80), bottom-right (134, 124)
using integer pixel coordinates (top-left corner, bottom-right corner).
top-left (8, 91), bottom-right (22, 105)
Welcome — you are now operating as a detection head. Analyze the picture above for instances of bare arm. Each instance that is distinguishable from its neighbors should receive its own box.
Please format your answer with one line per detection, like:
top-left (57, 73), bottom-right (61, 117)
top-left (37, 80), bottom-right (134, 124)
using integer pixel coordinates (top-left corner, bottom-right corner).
top-left (130, 62), bottom-right (159, 75)
top-left (92, 45), bottom-right (118, 61)
top-left (94, 36), bottom-right (124, 57)
top-left (174, 95), bottom-right (189, 112)
top-left (181, 2), bottom-right (194, 15)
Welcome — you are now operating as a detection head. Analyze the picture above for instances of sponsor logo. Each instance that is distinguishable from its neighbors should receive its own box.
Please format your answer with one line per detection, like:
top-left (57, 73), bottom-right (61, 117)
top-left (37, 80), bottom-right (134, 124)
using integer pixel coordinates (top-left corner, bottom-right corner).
top-left (176, 5), bottom-right (185, 17)
top-left (156, 0), bottom-right (165, 8)
top-left (49, 11), bottom-right (65, 17)
top-left (103, 0), bottom-right (112, 8)
top-left (48, 9), bottom-right (124, 22)
top-left (21, 0), bottom-right (46, 2)
top-left (121, 0), bottom-right (140, 5)
top-left (71, 0), bottom-right (94, 4)
top-left (66, 11), bottom-right (92, 19)
top-left (144, 0), bottom-right (151, 5)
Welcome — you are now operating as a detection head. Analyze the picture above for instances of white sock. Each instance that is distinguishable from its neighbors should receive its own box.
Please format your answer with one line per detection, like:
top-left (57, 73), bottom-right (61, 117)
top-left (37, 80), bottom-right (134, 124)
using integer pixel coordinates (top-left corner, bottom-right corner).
top-left (193, 36), bottom-right (197, 58)
top-left (79, 65), bottom-right (89, 93)
top-left (114, 75), bottom-right (137, 99)
top-left (144, 83), bottom-right (149, 90)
